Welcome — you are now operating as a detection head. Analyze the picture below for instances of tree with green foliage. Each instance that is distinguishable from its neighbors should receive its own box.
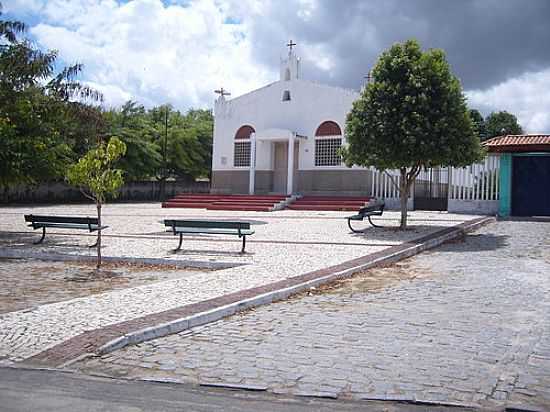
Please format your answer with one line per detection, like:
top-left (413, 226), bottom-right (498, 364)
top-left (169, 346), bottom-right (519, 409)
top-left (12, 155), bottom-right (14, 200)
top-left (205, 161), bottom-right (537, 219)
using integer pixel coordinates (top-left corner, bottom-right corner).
top-left (144, 105), bottom-right (213, 199)
top-left (469, 109), bottom-right (486, 141)
top-left (104, 101), bottom-right (162, 180)
top-left (485, 111), bottom-right (523, 140)
top-left (66, 137), bottom-right (127, 269)
top-left (343, 40), bottom-right (484, 228)
top-left (0, 3), bottom-right (102, 191)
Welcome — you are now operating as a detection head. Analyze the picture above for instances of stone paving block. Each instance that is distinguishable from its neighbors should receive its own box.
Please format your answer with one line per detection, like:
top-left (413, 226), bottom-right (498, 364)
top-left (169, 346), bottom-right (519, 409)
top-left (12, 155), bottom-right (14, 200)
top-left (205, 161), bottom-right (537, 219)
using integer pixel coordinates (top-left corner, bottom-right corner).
top-left (71, 220), bottom-right (550, 408)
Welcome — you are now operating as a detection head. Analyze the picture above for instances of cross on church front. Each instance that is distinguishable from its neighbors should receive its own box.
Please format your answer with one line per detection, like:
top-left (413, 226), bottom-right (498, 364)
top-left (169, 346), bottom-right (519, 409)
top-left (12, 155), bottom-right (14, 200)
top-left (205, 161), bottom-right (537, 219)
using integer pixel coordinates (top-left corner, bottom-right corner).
top-left (286, 39), bottom-right (297, 52)
top-left (364, 70), bottom-right (374, 84)
top-left (214, 87), bottom-right (231, 97)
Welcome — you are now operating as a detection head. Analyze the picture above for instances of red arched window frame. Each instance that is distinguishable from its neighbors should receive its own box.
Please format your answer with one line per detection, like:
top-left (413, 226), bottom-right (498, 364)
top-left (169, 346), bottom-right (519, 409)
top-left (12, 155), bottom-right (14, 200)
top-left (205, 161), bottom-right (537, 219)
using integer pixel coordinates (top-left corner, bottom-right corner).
top-left (315, 121), bottom-right (342, 137)
top-left (314, 121), bottom-right (343, 167)
top-left (234, 125), bottom-right (254, 167)
top-left (235, 125), bottom-right (255, 140)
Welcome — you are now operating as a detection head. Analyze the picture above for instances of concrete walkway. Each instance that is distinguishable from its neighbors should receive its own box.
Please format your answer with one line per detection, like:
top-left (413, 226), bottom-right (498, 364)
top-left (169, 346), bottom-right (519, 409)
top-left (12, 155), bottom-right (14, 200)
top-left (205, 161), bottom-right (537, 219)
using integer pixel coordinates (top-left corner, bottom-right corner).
top-left (0, 203), bottom-right (479, 363)
top-left (74, 220), bottom-right (550, 410)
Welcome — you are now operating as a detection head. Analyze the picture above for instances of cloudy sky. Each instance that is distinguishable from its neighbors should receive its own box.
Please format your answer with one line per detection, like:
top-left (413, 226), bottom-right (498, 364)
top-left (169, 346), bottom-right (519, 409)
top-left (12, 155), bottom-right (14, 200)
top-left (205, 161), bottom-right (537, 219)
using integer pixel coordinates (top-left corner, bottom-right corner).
top-left (4, 0), bottom-right (550, 132)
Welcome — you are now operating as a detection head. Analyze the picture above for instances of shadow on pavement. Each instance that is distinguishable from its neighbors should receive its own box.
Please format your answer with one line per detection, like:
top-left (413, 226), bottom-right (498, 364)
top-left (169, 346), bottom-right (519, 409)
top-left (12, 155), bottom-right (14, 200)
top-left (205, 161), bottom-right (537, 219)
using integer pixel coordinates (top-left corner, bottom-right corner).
top-left (436, 233), bottom-right (511, 252)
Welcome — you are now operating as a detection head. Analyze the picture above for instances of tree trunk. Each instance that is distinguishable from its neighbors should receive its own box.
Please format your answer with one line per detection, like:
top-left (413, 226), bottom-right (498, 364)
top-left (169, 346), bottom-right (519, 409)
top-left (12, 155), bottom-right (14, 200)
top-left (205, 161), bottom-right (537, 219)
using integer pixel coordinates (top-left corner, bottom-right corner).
top-left (399, 168), bottom-right (408, 229)
top-left (96, 202), bottom-right (102, 269)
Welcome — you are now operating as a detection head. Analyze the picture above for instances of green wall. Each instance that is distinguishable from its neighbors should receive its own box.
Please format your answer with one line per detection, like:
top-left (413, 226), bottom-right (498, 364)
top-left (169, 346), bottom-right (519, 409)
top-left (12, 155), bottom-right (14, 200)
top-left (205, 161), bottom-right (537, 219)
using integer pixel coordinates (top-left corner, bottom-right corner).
top-left (498, 153), bottom-right (512, 217)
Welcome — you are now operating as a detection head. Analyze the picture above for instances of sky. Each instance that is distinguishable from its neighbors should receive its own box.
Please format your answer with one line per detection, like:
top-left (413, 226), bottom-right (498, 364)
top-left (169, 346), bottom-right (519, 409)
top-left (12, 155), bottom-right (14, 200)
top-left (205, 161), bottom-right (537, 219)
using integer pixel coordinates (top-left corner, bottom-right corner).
top-left (4, 0), bottom-right (550, 132)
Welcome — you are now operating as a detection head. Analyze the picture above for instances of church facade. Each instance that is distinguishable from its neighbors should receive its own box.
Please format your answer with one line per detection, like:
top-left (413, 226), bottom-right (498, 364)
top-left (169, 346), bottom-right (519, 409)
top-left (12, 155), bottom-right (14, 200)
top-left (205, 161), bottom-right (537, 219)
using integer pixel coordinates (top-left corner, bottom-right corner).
top-left (211, 47), bottom-right (374, 196)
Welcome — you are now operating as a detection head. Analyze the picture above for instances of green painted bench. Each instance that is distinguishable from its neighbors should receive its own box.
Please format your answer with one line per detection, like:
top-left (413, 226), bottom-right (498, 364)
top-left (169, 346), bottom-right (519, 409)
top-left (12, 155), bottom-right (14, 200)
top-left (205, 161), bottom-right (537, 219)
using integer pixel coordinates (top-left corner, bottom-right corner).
top-left (164, 219), bottom-right (255, 253)
top-left (24, 214), bottom-right (107, 246)
top-left (346, 201), bottom-right (385, 233)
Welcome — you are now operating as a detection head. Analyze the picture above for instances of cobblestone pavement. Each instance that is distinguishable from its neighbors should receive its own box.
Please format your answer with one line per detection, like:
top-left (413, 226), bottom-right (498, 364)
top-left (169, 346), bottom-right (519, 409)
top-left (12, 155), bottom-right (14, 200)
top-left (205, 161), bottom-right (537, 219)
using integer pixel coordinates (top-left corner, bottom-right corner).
top-left (75, 220), bottom-right (550, 409)
top-left (0, 203), bottom-right (476, 362)
top-left (0, 258), bottom-right (204, 314)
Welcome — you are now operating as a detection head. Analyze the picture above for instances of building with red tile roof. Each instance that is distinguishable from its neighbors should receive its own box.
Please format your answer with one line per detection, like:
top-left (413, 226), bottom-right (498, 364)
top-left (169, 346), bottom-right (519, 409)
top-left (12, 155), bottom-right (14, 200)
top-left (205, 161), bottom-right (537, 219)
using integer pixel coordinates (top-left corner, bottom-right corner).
top-left (483, 134), bottom-right (550, 153)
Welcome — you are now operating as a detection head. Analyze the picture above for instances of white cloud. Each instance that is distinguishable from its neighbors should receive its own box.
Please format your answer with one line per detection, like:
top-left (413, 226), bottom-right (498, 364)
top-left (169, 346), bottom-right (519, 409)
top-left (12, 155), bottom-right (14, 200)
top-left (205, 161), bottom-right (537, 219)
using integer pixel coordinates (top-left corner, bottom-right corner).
top-left (467, 68), bottom-right (550, 133)
top-left (18, 0), bottom-right (275, 110)
top-left (3, 0), bottom-right (44, 14)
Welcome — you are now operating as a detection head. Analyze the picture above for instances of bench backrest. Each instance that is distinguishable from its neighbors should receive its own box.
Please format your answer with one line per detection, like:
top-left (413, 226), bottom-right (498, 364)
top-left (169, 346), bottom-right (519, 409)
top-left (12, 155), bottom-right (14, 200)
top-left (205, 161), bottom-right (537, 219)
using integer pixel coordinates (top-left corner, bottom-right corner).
top-left (24, 215), bottom-right (99, 225)
top-left (358, 201), bottom-right (385, 215)
top-left (164, 219), bottom-right (251, 230)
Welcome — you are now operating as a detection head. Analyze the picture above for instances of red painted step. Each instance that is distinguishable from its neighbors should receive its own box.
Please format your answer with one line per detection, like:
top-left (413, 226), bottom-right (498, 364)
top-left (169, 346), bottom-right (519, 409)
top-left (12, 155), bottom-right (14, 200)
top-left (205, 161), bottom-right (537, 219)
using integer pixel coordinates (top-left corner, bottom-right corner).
top-left (173, 195), bottom-right (287, 201)
top-left (162, 193), bottom-right (290, 211)
top-left (287, 196), bottom-right (371, 211)
top-left (162, 202), bottom-right (209, 209)
top-left (206, 204), bottom-right (273, 212)
top-left (287, 204), bottom-right (361, 211)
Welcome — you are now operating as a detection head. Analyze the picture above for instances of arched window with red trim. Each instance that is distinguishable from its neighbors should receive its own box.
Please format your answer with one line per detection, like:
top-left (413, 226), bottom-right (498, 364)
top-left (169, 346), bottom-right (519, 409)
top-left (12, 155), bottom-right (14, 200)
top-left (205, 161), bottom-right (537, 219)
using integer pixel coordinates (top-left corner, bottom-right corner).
top-left (314, 121), bottom-right (343, 166)
top-left (234, 125), bottom-right (255, 167)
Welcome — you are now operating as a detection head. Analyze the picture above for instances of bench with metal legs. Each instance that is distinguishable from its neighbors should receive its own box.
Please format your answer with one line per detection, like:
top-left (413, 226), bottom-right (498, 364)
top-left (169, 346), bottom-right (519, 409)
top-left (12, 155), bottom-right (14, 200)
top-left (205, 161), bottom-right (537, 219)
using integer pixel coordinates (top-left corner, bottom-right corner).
top-left (346, 201), bottom-right (385, 233)
top-left (24, 215), bottom-right (108, 246)
top-left (165, 219), bottom-right (254, 254)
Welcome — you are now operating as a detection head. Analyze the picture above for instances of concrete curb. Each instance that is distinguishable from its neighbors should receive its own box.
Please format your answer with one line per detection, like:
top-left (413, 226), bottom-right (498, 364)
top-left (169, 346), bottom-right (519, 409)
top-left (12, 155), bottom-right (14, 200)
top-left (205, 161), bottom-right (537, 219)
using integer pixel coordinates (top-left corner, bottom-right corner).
top-left (96, 216), bottom-right (495, 357)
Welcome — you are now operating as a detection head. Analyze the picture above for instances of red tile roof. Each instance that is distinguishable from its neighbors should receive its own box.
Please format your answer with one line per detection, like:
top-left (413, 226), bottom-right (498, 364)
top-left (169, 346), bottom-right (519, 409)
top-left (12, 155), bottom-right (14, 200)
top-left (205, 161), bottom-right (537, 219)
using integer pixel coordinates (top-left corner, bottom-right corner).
top-left (483, 134), bottom-right (550, 153)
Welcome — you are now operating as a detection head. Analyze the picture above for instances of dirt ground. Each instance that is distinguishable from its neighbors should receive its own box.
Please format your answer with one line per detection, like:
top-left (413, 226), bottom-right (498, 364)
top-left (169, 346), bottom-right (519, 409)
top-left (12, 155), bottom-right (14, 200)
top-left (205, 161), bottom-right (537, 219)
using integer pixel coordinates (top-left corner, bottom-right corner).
top-left (0, 258), bottom-right (208, 314)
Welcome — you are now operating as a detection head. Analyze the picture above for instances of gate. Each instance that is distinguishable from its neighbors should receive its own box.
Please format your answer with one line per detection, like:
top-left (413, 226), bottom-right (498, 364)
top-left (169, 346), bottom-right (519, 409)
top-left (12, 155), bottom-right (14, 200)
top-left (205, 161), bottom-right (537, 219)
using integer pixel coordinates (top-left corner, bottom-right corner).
top-left (414, 168), bottom-right (449, 211)
top-left (512, 155), bottom-right (550, 216)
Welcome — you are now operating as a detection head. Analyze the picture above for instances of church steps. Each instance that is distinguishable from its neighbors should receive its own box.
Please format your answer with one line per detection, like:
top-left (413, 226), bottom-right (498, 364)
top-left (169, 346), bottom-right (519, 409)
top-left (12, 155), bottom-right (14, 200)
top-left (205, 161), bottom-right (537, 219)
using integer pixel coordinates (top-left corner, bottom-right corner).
top-left (161, 194), bottom-right (289, 211)
top-left (286, 204), bottom-right (362, 211)
top-left (206, 204), bottom-right (273, 212)
top-left (286, 196), bottom-right (371, 211)
top-left (172, 195), bottom-right (287, 201)
top-left (161, 202), bottom-right (209, 209)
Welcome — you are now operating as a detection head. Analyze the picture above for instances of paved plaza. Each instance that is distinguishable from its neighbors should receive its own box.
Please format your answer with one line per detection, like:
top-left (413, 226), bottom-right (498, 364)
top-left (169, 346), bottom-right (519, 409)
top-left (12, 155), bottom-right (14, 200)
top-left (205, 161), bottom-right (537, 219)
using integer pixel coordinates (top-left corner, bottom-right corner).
top-left (0, 203), bottom-right (477, 363)
top-left (74, 220), bottom-right (550, 410)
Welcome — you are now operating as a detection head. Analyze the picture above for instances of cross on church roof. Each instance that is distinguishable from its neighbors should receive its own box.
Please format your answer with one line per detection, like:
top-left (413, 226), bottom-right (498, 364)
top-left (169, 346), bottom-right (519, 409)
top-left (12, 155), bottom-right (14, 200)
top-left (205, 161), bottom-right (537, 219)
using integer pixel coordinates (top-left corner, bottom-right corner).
top-left (364, 70), bottom-right (374, 84)
top-left (286, 39), bottom-right (297, 52)
top-left (214, 87), bottom-right (231, 97)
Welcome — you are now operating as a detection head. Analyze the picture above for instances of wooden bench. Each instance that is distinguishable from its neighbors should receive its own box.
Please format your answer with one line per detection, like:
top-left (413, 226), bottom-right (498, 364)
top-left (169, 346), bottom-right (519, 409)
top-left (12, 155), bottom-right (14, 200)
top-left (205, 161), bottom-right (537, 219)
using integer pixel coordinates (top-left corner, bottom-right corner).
top-left (164, 219), bottom-right (255, 253)
top-left (346, 201), bottom-right (385, 233)
top-left (24, 215), bottom-right (108, 246)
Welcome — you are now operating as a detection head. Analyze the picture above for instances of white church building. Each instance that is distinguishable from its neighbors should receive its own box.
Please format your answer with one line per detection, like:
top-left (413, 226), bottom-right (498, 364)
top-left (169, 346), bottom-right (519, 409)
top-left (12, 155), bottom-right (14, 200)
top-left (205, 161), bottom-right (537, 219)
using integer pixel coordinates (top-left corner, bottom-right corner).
top-left (211, 45), bottom-right (374, 196)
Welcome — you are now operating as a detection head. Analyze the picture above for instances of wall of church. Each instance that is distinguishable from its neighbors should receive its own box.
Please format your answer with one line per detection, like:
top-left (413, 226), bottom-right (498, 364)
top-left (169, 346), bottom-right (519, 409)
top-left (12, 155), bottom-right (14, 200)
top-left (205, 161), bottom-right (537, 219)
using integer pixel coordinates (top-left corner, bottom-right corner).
top-left (296, 169), bottom-right (373, 195)
top-left (211, 170), bottom-right (274, 194)
top-left (213, 78), bottom-right (360, 174)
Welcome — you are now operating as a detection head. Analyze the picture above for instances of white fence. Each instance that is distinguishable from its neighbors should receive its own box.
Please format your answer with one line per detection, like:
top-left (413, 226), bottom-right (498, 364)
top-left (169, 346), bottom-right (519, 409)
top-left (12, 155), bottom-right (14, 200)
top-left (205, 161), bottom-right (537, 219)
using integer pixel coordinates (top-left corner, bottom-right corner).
top-left (370, 168), bottom-right (413, 209)
top-left (447, 154), bottom-right (500, 214)
top-left (369, 154), bottom-right (500, 214)
top-left (449, 155), bottom-right (500, 201)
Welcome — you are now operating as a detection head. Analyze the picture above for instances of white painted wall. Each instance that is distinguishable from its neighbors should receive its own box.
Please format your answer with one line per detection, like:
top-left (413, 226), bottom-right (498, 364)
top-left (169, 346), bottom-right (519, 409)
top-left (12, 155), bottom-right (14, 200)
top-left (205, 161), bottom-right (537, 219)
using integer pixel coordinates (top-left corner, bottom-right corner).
top-left (213, 78), bottom-right (360, 172)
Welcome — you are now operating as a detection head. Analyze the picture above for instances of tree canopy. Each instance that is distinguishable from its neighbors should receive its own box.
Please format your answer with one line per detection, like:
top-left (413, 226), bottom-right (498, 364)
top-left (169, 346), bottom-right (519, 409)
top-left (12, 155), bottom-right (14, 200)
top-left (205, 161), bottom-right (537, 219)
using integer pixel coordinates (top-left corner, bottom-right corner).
top-left (343, 39), bottom-right (484, 228)
top-left (0, 4), bottom-right (214, 195)
top-left (104, 102), bottom-right (213, 184)
top-left (0, 3), bottom-right (102, 189)
top-left (485, 111), bottom-right (523, 140)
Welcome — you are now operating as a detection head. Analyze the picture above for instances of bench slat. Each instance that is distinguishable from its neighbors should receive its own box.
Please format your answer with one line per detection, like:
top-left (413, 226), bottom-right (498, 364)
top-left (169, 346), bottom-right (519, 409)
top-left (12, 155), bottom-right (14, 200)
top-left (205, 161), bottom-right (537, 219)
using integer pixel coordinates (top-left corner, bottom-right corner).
top-left (24, 215), bottom-right (99, 225)
top-left (27, 222), bottom-right (108, 231)
top-left (167, 227), bottom-right (254, 236)
top-left (164, 219), bottom-right (251, 230)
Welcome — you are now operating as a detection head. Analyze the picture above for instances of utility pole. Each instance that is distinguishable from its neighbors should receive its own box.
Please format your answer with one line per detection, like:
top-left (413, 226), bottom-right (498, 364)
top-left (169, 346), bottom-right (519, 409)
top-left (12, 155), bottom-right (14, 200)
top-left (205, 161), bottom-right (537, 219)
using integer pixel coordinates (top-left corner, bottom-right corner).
top-left (160, 106), bottom-right (169, 201)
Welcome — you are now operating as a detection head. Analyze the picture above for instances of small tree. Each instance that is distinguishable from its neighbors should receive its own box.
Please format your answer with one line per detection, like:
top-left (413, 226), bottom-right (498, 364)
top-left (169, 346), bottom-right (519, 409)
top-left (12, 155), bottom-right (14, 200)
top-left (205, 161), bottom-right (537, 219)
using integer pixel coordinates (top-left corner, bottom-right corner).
top-left (66, 137), bottom-right (126, 268)
top-left (343, 40), bottom-right (484, 229)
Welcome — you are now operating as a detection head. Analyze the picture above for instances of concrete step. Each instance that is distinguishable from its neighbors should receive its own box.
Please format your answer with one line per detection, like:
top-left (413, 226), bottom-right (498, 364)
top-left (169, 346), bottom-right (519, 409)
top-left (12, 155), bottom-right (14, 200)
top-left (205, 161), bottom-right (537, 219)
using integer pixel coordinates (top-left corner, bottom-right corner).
top-left (287, 204), bottom-right (360, 211)
top-left (294, 196), bottom-right (371, 201)
top-left (206, 204), bottom-right (272, 212)
top-left (161, 202), bottom-right (209, 209)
